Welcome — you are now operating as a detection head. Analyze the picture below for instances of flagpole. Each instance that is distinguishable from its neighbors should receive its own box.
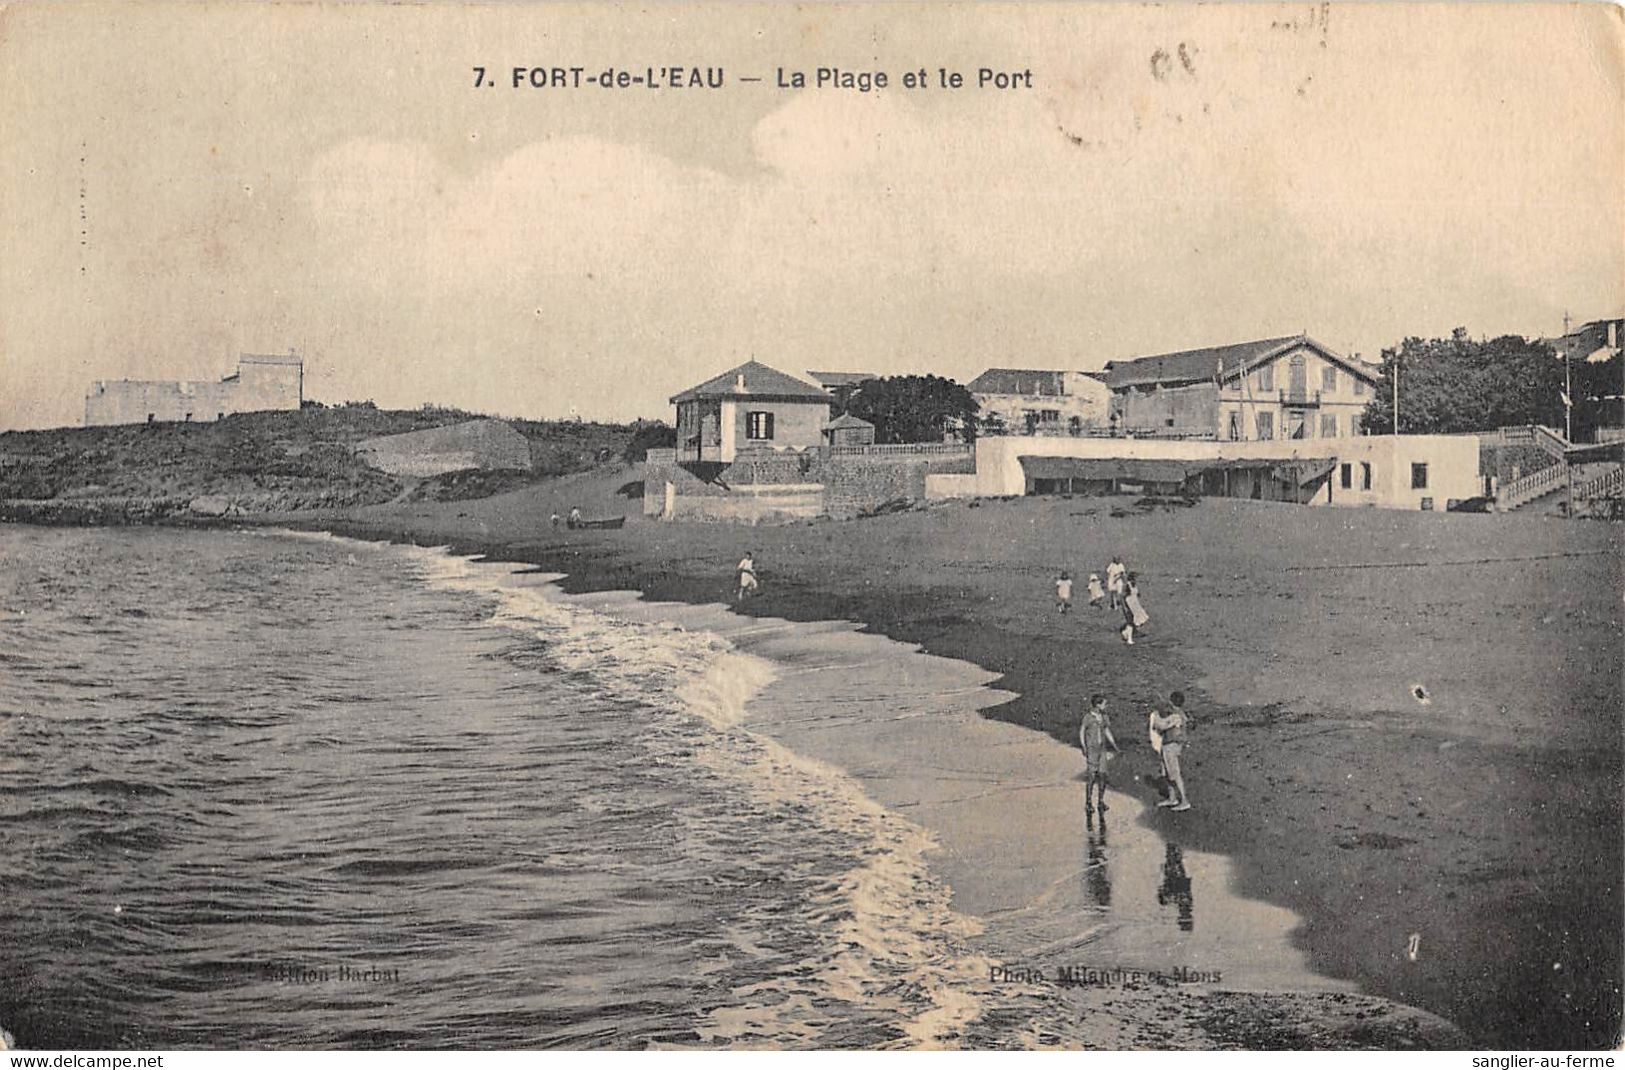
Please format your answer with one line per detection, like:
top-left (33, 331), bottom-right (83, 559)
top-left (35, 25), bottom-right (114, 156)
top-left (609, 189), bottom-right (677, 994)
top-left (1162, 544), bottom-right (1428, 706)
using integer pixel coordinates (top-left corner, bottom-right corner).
top-left (1564, 342), bottom-right (1573, 442)
top-left (1393, 351), bottom-right (1400, 435)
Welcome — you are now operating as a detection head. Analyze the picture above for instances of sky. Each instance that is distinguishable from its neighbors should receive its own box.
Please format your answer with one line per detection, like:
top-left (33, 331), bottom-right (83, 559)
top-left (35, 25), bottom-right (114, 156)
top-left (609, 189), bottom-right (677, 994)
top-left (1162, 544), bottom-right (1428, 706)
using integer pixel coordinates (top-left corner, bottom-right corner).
top-left (2, 2), bottom-right (1621, 430)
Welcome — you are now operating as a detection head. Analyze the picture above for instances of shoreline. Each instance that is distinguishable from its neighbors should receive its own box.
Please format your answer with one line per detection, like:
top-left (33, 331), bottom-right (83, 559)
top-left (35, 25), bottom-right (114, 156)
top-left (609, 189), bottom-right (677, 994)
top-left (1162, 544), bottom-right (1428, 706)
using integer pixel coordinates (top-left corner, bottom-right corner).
top-left (7, 495), bottom-right (1620, 1048)
top-left (494, 563), bottom-right (1465, 1048)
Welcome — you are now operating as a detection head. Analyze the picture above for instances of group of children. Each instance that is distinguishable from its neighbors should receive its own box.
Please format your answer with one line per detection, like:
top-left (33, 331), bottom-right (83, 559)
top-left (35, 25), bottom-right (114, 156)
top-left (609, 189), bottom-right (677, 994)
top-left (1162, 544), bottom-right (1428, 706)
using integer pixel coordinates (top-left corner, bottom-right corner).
top-left (1055, 555), bottom-right (1151, 645)
top-left (1078, 691), bottom-right (1193, 816)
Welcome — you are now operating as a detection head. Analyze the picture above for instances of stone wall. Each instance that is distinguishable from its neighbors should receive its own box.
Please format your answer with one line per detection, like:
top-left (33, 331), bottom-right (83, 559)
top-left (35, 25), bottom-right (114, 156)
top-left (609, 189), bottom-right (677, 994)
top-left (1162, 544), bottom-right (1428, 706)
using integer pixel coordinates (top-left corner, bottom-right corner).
top-left (724, 448), bottom-right (821, 485)
top-left (645, 444), bottom-right (972, 523)
top-left (1480, 443), bottom-right (1557, 488)
top-left (1115, 382), bottom-right (1220, 436)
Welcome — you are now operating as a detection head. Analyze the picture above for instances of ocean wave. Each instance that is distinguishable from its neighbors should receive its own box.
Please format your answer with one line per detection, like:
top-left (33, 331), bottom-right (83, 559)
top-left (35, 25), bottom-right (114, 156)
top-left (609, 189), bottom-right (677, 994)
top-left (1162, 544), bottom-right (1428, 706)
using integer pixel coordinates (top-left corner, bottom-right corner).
top-left (388, 543), bottom-right (1011, 1049)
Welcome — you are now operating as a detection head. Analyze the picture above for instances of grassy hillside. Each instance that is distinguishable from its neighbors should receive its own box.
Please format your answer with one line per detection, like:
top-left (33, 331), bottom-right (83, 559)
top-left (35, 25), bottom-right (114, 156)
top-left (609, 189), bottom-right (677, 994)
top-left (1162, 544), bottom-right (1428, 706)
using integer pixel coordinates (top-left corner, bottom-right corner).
top-left (0, 405), bottom-right (640, 512)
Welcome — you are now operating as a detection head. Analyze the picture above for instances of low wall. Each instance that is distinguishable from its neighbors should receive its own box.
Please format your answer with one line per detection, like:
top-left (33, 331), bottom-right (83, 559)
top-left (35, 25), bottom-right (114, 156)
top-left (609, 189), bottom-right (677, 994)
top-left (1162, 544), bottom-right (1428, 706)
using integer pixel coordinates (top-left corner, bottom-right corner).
top-left (925, 473), bottom-right (980, 499)
top-left (667, 483), bottom-right (824, 524)
top-left (647, 443), bottom-right (970, 523)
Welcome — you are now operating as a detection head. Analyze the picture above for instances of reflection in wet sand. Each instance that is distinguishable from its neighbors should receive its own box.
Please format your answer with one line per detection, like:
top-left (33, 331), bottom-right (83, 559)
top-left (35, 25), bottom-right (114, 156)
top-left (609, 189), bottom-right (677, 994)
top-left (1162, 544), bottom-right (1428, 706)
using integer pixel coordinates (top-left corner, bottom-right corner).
top-left (1158, 842), bottom-right (1195, 933)
top-left (1083, 819), bottom-right (1112, 909)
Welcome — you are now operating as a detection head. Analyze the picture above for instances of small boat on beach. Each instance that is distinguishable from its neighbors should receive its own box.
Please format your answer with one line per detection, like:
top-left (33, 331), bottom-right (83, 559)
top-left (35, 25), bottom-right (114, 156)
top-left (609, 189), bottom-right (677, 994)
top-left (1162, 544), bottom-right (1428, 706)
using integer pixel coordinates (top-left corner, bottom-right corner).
top-left (567, 515), bottom-right (626, 530)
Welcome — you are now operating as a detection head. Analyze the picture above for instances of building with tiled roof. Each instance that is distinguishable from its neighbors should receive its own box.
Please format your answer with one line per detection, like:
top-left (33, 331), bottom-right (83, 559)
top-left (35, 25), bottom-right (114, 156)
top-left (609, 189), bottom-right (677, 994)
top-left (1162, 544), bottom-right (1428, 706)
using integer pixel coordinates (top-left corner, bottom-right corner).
top-left (966, 368), bottom-right (1112, 434)
top-left (1103, 334), bottom-right (1381, 442)
top-left (669, 360), bottom-right (832, 462)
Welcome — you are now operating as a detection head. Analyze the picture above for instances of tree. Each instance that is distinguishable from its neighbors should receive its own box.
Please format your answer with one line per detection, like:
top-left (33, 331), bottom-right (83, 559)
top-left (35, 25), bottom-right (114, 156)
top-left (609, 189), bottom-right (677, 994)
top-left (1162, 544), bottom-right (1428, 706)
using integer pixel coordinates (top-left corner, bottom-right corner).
top-left (1360, 329), bottom-right (1566, 435)
top-left (1571, 350), bottom-right (1624, 441)
top-left (622, 420), bottom-right (676, 462)
top-left (843, 375), bottom-right (980, 444)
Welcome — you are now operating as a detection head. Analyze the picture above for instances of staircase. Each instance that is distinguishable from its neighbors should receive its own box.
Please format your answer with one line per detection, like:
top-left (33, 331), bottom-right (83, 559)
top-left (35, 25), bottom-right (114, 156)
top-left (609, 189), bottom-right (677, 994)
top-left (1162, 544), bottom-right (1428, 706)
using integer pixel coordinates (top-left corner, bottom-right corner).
top-left (1575, 464), bottom-right (1624, 501)
top-left (1499, 461), bottom-right (1625, 514)
top-left (1498, 461), bottom-right (1569, 511)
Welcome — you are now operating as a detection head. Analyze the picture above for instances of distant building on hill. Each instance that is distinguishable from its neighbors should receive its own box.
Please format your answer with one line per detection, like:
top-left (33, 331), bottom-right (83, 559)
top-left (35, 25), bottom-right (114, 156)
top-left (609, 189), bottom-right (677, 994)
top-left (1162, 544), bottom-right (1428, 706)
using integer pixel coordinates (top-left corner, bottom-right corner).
top-left (670, 360), bottom-right (832, 463)
top-left (85, 354), bottom-right (303, 427)
top-left (807, 370), bottom-right (877, 411)
top-left (1102, 334), bottom-right (1380, 442)
top-left (1545, 317), bottom-right (1622, 366)
top-left (966, 368), bottom-right (1112, 434)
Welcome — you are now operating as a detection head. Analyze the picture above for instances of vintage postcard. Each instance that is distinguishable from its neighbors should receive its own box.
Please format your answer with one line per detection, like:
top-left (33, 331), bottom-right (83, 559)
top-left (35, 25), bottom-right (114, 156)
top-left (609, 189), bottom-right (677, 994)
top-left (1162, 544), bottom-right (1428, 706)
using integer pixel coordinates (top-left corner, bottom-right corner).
top-left (1, 0), bottom-right (1621, 1057)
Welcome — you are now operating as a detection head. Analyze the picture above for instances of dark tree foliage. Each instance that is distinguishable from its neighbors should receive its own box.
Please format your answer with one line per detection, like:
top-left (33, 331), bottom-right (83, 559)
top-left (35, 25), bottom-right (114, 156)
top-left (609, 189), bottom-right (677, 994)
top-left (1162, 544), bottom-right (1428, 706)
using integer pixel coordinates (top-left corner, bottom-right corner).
top-left (842, 375), bottom-right (979, 444)
top-left (1360, 329), bottom-right (1567, 435)
top-left (1571, 351), bottom-right (1625, 440)
top-left (622, 421), bottom-right (677, 461)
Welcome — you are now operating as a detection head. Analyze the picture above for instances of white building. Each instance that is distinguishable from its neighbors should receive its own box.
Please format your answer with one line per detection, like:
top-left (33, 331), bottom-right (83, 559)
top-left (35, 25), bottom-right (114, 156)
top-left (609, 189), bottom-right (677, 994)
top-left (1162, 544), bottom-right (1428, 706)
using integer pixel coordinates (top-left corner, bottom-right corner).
top-left (85, 354), bottom-right (303, 427)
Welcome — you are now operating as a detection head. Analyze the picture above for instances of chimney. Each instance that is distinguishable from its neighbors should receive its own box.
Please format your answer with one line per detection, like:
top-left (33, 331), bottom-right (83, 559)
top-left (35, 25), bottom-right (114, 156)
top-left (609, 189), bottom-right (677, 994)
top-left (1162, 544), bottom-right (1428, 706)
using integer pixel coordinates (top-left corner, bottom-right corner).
top-left (1609, 321), bottom-right (1618, 349)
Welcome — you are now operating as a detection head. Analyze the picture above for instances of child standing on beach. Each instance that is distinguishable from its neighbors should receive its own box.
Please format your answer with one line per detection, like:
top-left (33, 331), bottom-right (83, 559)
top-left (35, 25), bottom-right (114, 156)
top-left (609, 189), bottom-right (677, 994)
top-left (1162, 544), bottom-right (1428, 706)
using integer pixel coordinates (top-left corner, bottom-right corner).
top-left (1055, 571), bottom-right (1074, 615)
top-left (1086, 573), bottom-right (1105, 608)
top-left (1079, 693), bottom-right (1120, 816)
top-left (1150, 693), bottom-right (1191, 812)
top-left (1121, 573), bottom-right (1149, 645)
top-left (737, 552), bottom-right (759, 601)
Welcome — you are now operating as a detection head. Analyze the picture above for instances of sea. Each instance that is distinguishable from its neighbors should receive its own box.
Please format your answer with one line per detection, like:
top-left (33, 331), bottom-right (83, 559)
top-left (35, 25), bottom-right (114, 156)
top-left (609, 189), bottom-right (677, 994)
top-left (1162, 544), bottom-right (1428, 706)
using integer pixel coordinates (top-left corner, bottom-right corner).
top-left (0, 525), bottom-right (1079, 1050)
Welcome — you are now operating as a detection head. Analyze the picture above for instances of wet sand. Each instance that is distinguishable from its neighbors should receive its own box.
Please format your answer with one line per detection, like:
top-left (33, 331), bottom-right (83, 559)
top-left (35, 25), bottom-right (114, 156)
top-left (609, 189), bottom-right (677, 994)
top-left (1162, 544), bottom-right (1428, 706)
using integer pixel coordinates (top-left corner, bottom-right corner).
top-left (266, 483), bottom-right (1623, 1049)
top-left (540, 584), bottom-right (1461, 1048)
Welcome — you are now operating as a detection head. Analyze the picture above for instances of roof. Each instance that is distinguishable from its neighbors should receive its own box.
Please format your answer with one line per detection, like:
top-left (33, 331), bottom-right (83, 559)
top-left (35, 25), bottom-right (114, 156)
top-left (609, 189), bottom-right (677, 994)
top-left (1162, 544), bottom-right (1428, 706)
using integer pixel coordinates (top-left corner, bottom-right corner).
top-left (1020, 456), bottom-right (1208, 483)
top-left (1102, 335), bottom-right (1378, 390)
top-left (670, 360), bottom-right (831, 404)
top-left (825, 413), bottom-right (875, 430)
top-left (239, 354), bottom-right (304, 366)
top-left (808, 371), bottom-right (876, 389)
top-left (1018, 455), bottom-right (1337, 484)
top-left (967, 369), bottom-right (1072, 396)
top-left (1546, 318), bottom-right (1622, 364)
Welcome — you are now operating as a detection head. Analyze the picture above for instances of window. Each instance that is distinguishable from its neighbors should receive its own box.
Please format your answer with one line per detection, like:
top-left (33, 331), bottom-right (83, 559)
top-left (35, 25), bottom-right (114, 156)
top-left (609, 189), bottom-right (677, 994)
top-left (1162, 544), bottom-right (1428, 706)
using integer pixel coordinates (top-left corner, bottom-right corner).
top-left (1350, 414), bottom-right (1362, 436)
top-left (1322, 367), bottom-right (1337, 391)
top-left (1361, 462), bottom-right (1372, 490)
top-left (1320, 413), bottom-right (1338, 437)
top-left (1039, 409), bottom-right (1061, 424)
top-left (745, 411), bottom-right (775, 440)
top-left (217, 412), bottom-right (225, 421)
top-left (1411, 462), bottom-right (1429, 489)
top-left (1227, 412), bottom-right (1241, 441)
top-left (146, 413), bottom-right (155, 424)
top-left (1340, 463), bottom-right (1353, 489)
top-left (1255, 411), bottom-right (1274, 440)
top-left (1165, 417), bottom-right (1175, 427)
top-left (1353, 377), bottom-right (1366, 396)
top-left (1256, 364), bottom-right (1274, 392)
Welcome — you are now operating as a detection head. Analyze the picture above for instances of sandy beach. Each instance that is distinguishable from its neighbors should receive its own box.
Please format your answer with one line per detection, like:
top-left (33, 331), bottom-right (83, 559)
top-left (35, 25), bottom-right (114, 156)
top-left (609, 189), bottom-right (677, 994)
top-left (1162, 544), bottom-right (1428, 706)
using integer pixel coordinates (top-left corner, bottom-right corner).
top-left (269, 473), bottom-right (1622, 1049)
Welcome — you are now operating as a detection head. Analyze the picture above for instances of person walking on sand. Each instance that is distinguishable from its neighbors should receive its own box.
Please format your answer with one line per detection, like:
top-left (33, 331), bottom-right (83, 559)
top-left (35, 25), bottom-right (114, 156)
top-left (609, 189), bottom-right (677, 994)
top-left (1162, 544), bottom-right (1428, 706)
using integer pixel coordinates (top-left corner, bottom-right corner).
top-left (1151, 692), bottom-right (1191, 811)
top-left (568, 506), bottom-right (582, 529)
top-left (1055, 571), bottom-right (1074, 615)
top-left (737, 551), bottom-right (759, 601)
top-left (1079, 693), bottom-right (1121, 816)
top-left (1120, 573), bottom-right (1150, 645)
top-left (1086, 572), bottom-right (1106, 608)
top-left (1106, 557), bottom-right (1126, 609)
